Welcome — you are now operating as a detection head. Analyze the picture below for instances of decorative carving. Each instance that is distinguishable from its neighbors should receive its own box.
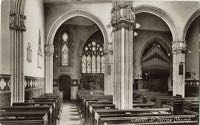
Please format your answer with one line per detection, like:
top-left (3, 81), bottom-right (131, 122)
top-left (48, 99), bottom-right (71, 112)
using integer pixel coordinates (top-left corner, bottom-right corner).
top-left (45, 44), bottom-right (54, 56)
top-left (72, 80), bottom-right (78, 86)
top-left (9, 13), bottom-right (26, 31)
top-left (111, 1), bottom-right (135, 30)
top-left (185, 80), bottom-right (199, 87)
top-left (24, 76), bottom-right (44, 89)
top-left (0, 75), bottom-right (11, 91)
top-left (172, 41), bottom-right (186, 53)
top-left (27, 43), bottom-right (32, 62)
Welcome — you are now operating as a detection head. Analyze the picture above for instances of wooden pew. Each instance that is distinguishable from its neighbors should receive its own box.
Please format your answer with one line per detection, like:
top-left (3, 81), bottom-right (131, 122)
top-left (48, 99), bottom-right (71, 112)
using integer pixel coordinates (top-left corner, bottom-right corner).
top-left (0, 111), bottom-right (49, 125)
top-left (155, 95), bottom-right (182, 108)
top-left (132, 103), bottom-right (154, 108)
top-left (184, 97), bottom-right (199, 113)
top-left (101, 115), bottom-right (198, 125)
top-left (31, 97), bottom-right (59, 119)
top-left (0, 106), bottom-right (53, 125)
top-left (84, 100), bottom-right (113, 123)
top-left (12, 102), bottom-right (56, 125)
top-left (87, 103), bottom-right (115, 125)
top-left (40, 92), bottom-right (63, 113)
top-left (92, 108), bottom-right (172, 125)
top-left (80, 95), bottom-right (112, 119)
top-left (38, 94), bottom-right (62, 119)
top-left (77, 90), bottom-right (106, 110)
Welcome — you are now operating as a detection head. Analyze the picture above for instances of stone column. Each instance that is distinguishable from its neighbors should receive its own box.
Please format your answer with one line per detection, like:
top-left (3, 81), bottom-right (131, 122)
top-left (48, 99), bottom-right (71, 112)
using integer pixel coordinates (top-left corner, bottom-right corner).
top-left (104, 42), bottom-right (114, 95)
top-left (44, 44), bottom-right (54, 93)
top-left (172, 41), bottom-right (186, 97)
top-left (111, 1), bottom-right (135, 109)
top-left (10, 13), bottom-right (26, 102)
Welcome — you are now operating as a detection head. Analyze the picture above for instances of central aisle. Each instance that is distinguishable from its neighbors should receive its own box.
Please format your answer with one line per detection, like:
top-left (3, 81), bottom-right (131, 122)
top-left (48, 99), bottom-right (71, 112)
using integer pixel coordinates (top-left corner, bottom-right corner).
top-left (59, 101), bottom-right (82, 125)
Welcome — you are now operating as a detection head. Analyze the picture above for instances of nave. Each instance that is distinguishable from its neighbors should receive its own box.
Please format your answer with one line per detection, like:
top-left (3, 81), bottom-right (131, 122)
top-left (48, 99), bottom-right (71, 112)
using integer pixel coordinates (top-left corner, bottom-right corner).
top-left (0, 89), bottom-right (199, 125)
top-left (59, 101), bottom-right (81, 125)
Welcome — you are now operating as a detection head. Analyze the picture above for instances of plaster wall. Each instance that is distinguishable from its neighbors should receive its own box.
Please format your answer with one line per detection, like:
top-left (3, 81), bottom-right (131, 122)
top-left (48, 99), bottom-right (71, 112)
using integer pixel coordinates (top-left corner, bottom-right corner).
top-left (24, 0), bottom-right (45, 77)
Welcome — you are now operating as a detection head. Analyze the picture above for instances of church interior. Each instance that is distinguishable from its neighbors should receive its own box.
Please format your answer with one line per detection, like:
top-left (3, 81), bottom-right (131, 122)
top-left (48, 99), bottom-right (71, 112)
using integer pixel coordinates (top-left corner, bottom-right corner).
top-left (0, 0), bottom-right (199, 125)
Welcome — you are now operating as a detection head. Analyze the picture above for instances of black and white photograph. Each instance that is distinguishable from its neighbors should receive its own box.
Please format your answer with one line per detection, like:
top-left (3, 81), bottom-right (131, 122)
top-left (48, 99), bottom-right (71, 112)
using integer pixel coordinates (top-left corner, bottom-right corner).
top-left (0, 0), bottom-right (199, 125)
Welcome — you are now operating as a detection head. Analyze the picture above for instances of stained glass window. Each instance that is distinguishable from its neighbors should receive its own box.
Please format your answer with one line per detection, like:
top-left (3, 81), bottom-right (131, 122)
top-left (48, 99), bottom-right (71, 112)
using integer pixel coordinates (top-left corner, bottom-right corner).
top-left (61, 32), bottom-right (69, 66)
top-left (82, 41), bottom-right (104, 74)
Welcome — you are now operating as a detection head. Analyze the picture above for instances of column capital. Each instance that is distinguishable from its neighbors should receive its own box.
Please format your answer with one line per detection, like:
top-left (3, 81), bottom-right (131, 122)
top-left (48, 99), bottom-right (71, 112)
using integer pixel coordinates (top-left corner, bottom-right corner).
top-left (111, 1), bottom-right (135, 30)
top-left (172, 41), bottom-right (186, 53)
top-left (44, 44), bottom-right (54, 56)
top-left (9, 13), bottom-right (26, 31)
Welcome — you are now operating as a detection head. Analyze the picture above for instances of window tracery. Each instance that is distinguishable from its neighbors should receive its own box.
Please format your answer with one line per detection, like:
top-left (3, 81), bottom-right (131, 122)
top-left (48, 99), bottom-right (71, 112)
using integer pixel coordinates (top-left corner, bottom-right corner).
top-left (82, 41), bottom-right (104, 74)
top-left (61, 31), bottom-right (70, 66)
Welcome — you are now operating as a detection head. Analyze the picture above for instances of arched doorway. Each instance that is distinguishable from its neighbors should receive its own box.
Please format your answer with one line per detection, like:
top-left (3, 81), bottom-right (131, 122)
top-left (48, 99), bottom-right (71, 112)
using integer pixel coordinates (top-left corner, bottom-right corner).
top-left (58, 75), bottom-right (71, 100)
top-left (142, 41), bottom-right (170, 92)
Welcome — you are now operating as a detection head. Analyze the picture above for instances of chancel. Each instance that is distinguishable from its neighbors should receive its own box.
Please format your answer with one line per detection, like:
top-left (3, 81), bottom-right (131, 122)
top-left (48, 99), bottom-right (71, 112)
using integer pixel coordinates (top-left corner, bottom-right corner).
top-left (0, 0), bottom-right (199, 125)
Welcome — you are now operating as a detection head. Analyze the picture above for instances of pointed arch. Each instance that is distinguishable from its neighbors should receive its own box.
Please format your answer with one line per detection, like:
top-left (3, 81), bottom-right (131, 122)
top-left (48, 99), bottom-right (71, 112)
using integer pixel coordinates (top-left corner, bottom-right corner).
top-left (182, 8), bottom-right (200, 40)
top-left (45, 9), bottom-right (109, 93)
top-left (46, 9), bottom-right (108, 47)
top-left (135, 5), bottom-right (179, 41)
top-left (141, 38), bottom-right (171, 63)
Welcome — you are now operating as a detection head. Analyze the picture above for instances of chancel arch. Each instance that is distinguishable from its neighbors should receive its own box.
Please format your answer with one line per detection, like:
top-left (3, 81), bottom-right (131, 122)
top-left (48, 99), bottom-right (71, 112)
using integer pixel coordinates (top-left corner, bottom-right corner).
top-left (45, 10), bottom-right (109, 94)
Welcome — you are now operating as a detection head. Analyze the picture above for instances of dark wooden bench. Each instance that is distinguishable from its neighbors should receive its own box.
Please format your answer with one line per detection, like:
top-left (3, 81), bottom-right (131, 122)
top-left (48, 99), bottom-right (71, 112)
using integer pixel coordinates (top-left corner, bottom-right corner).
top-left (40, 92), bottom-right (63, 113)
top-left (132, 103), bottom-right (154, 108)
top-left (0, 111), bottom-right (49, 125)
top-left (80, 95), bottom-right (112, 119)
top-left (0, 106), bottom-right (53, 125)
top-left (31, 97), bottom-right (59, 119)
top-left (92, 108), bottom-right (172, 125)
top-left (184, 97), bottom-right (199, 113)
top-left (12, 102), bottom-right (57, 125)
top-left (87, 103), bottom-right (115, 125)
top-left (155, 95), bottom-right (182, 108)
top-left (98, 115), bottom-right (198, 125)
top-left (84, 100), bottom-right (113, 122)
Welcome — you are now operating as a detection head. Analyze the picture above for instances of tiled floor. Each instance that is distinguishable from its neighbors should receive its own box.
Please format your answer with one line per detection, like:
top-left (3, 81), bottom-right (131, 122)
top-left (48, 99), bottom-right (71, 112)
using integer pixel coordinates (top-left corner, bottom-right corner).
top-left (59, 101), bottom-right (82, 125)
